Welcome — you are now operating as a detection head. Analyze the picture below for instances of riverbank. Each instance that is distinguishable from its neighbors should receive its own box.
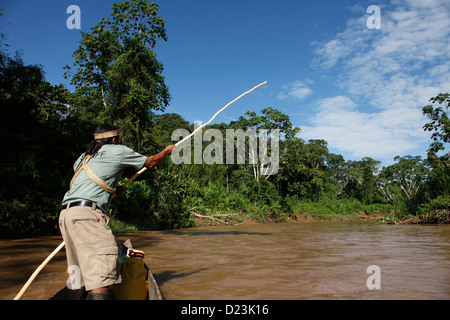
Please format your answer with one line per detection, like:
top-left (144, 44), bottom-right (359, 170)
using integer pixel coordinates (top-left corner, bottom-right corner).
top-left (379, 209), bottom-right (450, 225)
top-left (190, 211), bottom-right (393, 228)
top-left (110, 203), bottom-right (449, 233)
top-left (189, 208), bottom-right (450, 227)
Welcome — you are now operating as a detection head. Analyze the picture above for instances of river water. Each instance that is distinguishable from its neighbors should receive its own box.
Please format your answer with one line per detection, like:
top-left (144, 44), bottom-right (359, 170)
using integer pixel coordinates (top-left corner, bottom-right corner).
top-left (1, 222), bottom-right (449, 300)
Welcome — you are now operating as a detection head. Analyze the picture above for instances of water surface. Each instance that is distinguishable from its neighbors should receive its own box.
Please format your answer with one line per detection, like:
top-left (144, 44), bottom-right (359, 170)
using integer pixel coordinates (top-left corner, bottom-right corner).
top-left (1, 222), bottom-right (449, 300)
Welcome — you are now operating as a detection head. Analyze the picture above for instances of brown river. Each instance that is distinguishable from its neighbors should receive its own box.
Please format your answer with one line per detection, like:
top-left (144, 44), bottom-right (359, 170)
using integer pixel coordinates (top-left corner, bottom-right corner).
top-left (1, 221), bottom-right (449, 300)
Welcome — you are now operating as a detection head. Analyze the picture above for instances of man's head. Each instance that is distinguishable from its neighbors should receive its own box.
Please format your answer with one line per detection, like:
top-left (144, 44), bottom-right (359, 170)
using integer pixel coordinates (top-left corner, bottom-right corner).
top-left (94, 124), bottom-right (120, 145)
top-left (85, 124), bottom-right (120, 155)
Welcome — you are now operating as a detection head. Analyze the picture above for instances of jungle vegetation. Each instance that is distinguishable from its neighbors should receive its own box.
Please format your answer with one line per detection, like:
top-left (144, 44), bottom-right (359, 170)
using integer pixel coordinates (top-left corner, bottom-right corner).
top-left (0, 2), bottom-right (448, 237)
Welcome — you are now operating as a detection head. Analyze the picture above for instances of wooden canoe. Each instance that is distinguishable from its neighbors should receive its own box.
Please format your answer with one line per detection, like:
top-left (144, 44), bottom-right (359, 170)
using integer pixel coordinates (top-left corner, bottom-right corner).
top-left (49, 269), bottom-right (163, 300)
top-left (50, 240), bottom-right (162, 300)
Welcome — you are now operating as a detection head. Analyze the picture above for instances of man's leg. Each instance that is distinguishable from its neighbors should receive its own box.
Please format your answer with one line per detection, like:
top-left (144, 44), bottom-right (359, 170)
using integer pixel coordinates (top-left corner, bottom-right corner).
top-left (64, 206), bottom-right (121, 299)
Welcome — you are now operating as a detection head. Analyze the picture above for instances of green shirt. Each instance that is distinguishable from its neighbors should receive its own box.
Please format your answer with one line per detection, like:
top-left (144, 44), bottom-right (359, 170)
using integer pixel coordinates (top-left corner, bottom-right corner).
top-left (62, 144), bottom-right (147, 212)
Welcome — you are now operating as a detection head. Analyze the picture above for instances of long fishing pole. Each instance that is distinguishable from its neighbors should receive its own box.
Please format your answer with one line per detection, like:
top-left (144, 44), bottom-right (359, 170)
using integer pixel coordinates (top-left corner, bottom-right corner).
top-left (123, 81), bottom-right (267, 188)
top-left (13, 241), bottom-right (66, 300)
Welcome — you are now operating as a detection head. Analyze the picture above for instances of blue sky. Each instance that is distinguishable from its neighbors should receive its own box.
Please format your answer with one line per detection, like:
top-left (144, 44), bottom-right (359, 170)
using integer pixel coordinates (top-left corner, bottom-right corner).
top-left (2, 0), bottom-right (449, 167)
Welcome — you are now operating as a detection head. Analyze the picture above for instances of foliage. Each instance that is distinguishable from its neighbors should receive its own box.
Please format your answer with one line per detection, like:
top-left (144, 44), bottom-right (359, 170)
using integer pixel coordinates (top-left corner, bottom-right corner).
top-left (112, 165), bottom-right (194, 230)
top-left (417, 195), bottom-right (450, 224)
top-left (418, 92), bottom-right (450, 221)
top-left (1, 4), bottom-right (449, 237)
top-left (0, 45), bottom-right (89, 237)
top-left (64, 0), bottom-right (169, 153)
top-left (377, 156), bottom-right (430, 216)
top-left (422, 93), bottom-right (449, 157)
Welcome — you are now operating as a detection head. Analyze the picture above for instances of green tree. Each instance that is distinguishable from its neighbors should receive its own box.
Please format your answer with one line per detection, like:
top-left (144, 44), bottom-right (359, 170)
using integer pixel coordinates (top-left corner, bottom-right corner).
top-left (278, 139), bottom-right (331, 201)
top-left (360, 164), bottom-right (377, 204)
top-left (342, 157), bottom-right (380, 202)
top-left (61, 1), bottom-right (193, 230)
top-left (422, 93), bottom-right (449, 159)
top-left (378, 156), bottom-right (429, 214)
top-left (420, 93), bottom-right (449, 218)
top-left (0, 44), bottom-right (87, 236)
top-left (64, 0), bottom-right (170, 153)
top-left (325, 153), bottom-right (347, 197)
top-left (229, 108), bottom-right (299, 181)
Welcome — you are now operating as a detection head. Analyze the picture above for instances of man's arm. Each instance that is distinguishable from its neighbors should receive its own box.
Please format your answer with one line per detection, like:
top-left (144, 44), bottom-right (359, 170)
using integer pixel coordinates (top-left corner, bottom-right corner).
top-left (114, 145), bottom-right (176, 198)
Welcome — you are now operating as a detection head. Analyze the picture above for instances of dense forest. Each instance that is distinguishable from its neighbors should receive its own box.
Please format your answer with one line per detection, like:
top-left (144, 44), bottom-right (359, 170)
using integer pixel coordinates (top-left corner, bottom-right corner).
top-left (1, 1), bottom-right (449, 238)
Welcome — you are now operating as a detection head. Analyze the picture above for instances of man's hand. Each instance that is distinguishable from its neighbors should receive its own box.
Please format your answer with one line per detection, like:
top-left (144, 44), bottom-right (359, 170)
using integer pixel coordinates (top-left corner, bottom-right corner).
top-left (114, 185), bottom-right (126, 198)
top-left (164, 145), bottom-right (176, 155)
top-left (144, 145), bottom-right (177, 169)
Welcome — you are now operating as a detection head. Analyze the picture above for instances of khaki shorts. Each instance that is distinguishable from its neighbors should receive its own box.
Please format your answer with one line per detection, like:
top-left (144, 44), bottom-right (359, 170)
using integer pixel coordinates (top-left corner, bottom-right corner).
top-left (59, 204), bottom-right (121, 291)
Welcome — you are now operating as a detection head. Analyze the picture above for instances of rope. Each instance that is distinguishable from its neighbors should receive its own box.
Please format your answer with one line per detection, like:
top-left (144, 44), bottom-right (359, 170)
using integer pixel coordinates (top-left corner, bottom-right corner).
top-left (70, 154), bottom-right (116, 196)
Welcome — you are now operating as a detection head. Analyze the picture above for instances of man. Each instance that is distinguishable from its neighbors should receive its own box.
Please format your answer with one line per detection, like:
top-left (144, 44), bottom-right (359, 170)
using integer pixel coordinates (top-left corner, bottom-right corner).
top-left (59, 124), bottom-right (175, 300)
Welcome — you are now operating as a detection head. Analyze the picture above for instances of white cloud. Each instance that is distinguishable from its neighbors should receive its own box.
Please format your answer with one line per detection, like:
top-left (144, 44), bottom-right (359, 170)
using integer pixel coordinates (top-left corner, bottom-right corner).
top-left (278, 81), bottom-right (313, 100)
top-left (304, 0), bottom-right (450, 162)
top-left (299, 95), bottom-right (428, 159)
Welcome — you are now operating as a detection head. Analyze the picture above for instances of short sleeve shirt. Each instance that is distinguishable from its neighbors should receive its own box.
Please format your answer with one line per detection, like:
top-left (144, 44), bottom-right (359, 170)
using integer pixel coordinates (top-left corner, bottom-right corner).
top-left (62, 144), bottom-right (147, 212)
